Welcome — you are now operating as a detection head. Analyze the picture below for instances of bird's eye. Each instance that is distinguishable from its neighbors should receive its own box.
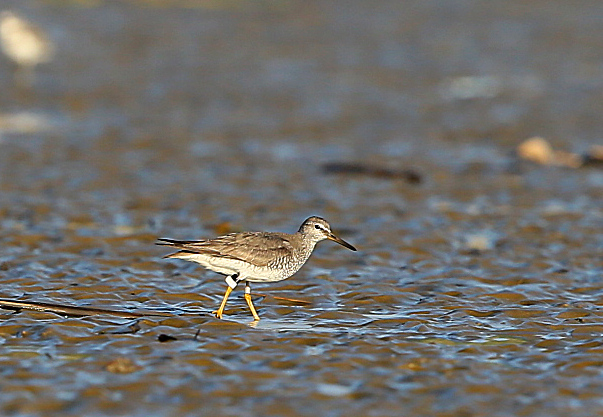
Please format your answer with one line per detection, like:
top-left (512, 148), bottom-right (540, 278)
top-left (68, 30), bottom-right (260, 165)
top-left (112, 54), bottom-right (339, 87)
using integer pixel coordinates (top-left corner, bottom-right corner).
top-left (314, 224), bottom-right (321, 229)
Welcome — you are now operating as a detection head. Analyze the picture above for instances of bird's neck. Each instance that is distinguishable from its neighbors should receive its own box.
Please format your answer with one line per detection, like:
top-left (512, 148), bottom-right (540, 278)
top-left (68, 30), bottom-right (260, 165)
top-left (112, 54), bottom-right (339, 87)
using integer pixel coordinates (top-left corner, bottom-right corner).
top-left (296, 233), bottom-right (318, 256)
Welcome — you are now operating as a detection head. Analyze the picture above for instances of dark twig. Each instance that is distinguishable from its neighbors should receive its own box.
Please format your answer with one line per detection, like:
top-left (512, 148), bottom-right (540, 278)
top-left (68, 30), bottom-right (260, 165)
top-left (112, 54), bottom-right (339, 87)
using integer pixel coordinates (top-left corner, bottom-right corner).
top-left (0, 298), bottom-right (173, 319)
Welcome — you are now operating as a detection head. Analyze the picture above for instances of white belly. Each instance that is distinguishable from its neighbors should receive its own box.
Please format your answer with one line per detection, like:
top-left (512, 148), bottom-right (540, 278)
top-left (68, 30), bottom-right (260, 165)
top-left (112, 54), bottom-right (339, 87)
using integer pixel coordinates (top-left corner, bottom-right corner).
top-left (174, 253), bottom-right (303, 283)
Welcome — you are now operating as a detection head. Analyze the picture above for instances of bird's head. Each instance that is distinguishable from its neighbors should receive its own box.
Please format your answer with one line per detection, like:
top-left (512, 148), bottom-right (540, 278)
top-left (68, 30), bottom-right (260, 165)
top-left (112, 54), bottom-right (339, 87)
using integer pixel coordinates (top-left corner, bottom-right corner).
top-left (299, 216), bottom-right (356, 251)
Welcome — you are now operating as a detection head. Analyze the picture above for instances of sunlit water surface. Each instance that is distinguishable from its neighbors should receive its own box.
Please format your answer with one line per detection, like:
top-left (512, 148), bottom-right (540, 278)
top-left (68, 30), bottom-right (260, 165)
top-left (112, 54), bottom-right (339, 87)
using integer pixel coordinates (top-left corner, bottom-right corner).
top-left (0, 1), bottom-right (602, 416)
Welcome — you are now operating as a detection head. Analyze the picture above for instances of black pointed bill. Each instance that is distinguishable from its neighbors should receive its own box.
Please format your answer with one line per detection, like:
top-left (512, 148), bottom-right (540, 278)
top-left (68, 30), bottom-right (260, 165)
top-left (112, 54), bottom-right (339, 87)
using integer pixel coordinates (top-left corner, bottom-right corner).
top-left (327, 233), bottom-right (357, 251)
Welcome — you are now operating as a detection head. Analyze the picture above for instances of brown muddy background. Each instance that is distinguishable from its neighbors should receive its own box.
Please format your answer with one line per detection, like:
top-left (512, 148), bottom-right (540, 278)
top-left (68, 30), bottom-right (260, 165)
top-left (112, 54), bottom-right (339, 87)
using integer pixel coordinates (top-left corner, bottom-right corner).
top-left (1, 1), bottom-right (603, 416)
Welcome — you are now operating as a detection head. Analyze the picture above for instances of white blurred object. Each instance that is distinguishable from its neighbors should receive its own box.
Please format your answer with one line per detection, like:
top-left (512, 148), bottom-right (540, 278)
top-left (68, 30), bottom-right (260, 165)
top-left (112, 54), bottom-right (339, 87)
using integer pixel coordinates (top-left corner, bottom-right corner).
top-left (462, 231), bottom-right (498, 252)
top-left (440, 74), bottom-right (543, 101)
top-left (444, 76), bottom-right (501, 100)
top-left (0, 111), bottom-right (53, 134)
top-left (0, 10), bottom-right (55, 87)
top-left (516, 137), bottom-right (554, 165)
top-left (517, 137), bottom-right (583, 168)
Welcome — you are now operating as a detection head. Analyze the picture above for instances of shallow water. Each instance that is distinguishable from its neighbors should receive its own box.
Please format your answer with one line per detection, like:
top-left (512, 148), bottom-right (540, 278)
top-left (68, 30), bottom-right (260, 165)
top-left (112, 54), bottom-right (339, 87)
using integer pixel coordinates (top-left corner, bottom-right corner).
top-left (0, 1), bottom-right (602, 416)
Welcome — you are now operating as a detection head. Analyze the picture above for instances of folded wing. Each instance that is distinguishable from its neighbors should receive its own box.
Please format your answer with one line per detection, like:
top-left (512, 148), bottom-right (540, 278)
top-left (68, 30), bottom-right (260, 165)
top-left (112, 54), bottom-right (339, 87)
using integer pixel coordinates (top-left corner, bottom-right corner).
top-left (156, 232), bottom-right (295, 267)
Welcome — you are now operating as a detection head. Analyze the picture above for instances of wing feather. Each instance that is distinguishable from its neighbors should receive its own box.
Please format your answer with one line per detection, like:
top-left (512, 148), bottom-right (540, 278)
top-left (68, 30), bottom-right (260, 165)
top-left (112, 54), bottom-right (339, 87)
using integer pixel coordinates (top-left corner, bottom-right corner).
top-left (157, 232), bottom-right (294, 267)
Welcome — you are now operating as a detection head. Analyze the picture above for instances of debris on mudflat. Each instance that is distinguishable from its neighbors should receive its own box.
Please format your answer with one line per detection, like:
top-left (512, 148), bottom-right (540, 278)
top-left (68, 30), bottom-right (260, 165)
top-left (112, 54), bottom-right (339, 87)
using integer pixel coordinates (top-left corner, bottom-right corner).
top-left (105, 357), bottom-right (142, 374)
top-left (517, 137), bottom-right (603, 168)
top-left (322, 162), bottom-right (422, 184)
top-left (583, 145), bottom-right (603, 167)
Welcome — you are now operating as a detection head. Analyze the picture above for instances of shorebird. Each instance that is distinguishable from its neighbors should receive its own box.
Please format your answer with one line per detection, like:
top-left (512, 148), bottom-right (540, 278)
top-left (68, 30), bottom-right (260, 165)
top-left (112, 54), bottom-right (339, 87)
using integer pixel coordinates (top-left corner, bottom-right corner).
top-left (157, 216), bottom-right (357, 321)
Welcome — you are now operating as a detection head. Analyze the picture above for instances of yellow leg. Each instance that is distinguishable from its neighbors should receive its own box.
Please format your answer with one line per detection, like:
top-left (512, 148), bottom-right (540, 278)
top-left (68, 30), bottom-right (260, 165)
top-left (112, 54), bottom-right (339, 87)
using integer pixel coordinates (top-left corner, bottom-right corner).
top-left (244, 282), bottom-right (260, 321)
top-left (213, 286), bottom-right (233, 319)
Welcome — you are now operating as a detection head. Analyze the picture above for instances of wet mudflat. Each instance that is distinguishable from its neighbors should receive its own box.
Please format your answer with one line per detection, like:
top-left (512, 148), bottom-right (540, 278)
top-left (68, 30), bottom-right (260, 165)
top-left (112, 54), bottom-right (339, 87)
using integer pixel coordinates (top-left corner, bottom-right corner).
top-left (0, 1), bottom-right (602, 416)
